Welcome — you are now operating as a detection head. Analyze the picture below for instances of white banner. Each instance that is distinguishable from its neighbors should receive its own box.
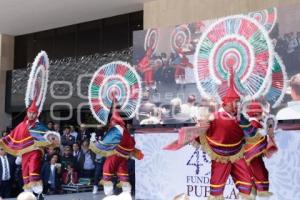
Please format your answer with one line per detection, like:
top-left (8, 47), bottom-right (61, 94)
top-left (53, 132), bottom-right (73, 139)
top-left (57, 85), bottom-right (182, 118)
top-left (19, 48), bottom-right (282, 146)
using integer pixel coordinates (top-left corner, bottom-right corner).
top-left (135, 130), bottom-right (300, 200)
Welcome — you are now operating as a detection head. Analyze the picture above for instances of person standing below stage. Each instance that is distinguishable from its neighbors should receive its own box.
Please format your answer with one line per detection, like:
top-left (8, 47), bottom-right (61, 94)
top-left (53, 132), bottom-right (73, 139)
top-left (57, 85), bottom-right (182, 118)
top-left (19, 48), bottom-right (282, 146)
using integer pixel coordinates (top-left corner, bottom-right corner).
top-left (193, 73), bottom-right (254, 200)
top-left (41, 154), bottom-right (61, 195)
top-left (72, 142), bottom-right (82, 162)
top-left (79, 123), bottom-right (92, 142)
top-left (92, 127), bottom-right (106, 194)
top-left (47, 121), bottom-right (54, 131)
top-left (78, 140), bottom-right (96, 178)
top-left (0, 100), bottom-right (60, 200)
top-left (61, 145), bottom-right (76, 172)
top-left (53, 123), bottom-right (62, 135)
top-left (0, 148), bottom-right (16, 199)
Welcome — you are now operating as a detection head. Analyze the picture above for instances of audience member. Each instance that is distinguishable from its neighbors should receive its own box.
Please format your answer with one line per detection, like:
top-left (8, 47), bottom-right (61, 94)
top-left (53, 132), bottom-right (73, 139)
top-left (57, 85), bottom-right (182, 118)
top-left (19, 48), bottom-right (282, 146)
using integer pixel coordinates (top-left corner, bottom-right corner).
top-left (61, 126), bottom-right (76, 146)
top-left (79, 123), bottom-right (92, 142)
top-left (62, 163), bottom-right (78, 185)
top-left (0, 147), bottom-right (16, 199)
top-left (53, 123), bottom-right (62, 135)
top-left (43, 146), bottom-right (56, 162)
top-left (277, 73), bottom-right (300, 120)
top-left (70, 125), bottom-right (79, 142)
top-left (72, 142), bottom-right (82, 162)
top-left (78, 140), bottom-right (95, 178)
top-left (61, 145), bottom-right (76, 171)
top-left (41, 154), bottom-right (61, 194)
top-left (47, 121), bottom-right (54, 131)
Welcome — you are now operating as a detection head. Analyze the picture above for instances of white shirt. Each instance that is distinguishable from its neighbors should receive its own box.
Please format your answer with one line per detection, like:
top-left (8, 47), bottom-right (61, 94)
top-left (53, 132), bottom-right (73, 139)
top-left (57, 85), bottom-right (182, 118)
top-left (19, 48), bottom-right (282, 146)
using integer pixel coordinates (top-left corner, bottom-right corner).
top-left (70, 131), bottom-right (78, 141)
top-left (0, 155), bottom-right (10, 181)
top-left (73, 151), bottom-right (80, 157)
top-left (276, 101), bottom-right (300, 120)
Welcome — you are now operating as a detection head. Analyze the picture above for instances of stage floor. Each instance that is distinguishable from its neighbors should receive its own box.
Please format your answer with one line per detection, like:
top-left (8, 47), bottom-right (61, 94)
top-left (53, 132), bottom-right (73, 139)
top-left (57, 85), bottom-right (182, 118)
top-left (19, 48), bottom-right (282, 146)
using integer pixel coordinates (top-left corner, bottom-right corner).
top-left (8, 192), bottom-right (107, 200)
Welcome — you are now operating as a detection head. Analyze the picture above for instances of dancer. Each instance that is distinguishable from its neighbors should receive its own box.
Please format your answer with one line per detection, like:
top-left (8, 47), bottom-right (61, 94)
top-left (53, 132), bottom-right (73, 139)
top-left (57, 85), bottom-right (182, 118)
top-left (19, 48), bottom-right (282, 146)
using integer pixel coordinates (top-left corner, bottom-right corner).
top-left (240, 101), bottom-right (277, 199)
top-left (0, 51), bottom-right (60, 200)
top-left (88, 61), bottom-right (143, 198)
top-left (90, 103), bottom-right (144, 197)
top-left (170, 48), bottom-right (193, 86)
top-left (0, 100), bottom-right (60, 200)
top-left (137, 47), bottom-right (157, 91)
top-left (193, 70), bottom-right (254, 200)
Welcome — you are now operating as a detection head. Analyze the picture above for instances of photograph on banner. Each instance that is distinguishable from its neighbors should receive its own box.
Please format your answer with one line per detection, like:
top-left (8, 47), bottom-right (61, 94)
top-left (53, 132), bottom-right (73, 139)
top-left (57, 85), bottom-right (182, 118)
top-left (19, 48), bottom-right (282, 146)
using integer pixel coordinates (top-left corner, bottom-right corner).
top-left (132, 3), bottom-right (300, 125)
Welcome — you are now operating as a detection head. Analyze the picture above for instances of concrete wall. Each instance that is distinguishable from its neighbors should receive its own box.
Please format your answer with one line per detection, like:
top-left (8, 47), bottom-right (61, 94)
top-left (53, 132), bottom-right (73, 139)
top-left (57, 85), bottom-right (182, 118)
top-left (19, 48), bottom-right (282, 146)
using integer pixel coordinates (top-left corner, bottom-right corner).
top-left (144, 0), bottom-right (300, 29)
top-left (0, 34), bottom-right (14, 131)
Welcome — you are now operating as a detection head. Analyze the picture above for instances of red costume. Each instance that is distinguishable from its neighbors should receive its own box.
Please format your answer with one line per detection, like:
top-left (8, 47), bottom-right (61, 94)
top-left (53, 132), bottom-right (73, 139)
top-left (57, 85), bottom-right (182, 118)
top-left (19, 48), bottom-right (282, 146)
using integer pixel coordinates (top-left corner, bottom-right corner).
top-left (0, 101), bottom-right (59, 194)
top-left (101, 111), bottom-right (136, 188)
top-left (195, 72), bottom-right (254, 200)
top-left (240, 102), bottom-right (275, 197)
top-left (90, 104), bottom-right (143, 196)
top-left (137, 48), bottom-right (155, 89)
top-left (172, 48), bottom-right (193, 84)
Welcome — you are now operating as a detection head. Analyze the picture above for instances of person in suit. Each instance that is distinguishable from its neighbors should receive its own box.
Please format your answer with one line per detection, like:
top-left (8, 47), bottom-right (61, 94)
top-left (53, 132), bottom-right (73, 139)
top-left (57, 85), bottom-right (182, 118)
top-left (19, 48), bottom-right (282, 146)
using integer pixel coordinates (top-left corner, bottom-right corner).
top-left (0, 147), bottom-right (16, 198)
top-left (41, 154), bottom-right (61, 194)
top-left (43, 146), bottom-right (56, 162)
top-left (72, 142), bottom-right (82, 162)
top-left (78, 140), bottom-right (96, 178)
top-left (61, 126), bottom-right (76, 147)
top-left (79, 123), bottom-right (92, 142)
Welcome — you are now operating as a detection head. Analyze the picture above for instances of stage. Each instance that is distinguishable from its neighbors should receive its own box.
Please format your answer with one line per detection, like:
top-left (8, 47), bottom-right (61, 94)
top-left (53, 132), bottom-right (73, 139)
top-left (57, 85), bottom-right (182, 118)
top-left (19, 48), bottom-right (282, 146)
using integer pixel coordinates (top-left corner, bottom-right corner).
top-left (8, 192), bottom-right (107, 200)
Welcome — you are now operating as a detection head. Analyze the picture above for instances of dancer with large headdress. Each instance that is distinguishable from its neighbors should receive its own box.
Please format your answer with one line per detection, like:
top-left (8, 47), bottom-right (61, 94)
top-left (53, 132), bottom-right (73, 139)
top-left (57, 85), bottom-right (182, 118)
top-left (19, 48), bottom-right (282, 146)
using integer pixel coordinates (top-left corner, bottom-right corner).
top-left (165, 15), bottom-right (276, 200)
top-left (88, 61), bottom-right (143, 198)
top-left (0, 51), bottom-right (60, 200)
top-left (137, 29), bottom-right (159, 91)
top-left (170, 24), bottom-right (194, 86)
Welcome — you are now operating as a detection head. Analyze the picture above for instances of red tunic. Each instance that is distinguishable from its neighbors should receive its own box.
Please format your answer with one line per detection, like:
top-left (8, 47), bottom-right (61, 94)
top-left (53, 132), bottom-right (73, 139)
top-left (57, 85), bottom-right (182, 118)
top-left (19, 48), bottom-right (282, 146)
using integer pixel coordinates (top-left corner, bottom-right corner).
top-left (137, 48), bottom-right (154, 86)
top-left (200, 109), bottom-right (253, 198)
top-left (205, 110), bottom-right (245, 159)
top-left (101, 127), bottom-right (136, 186)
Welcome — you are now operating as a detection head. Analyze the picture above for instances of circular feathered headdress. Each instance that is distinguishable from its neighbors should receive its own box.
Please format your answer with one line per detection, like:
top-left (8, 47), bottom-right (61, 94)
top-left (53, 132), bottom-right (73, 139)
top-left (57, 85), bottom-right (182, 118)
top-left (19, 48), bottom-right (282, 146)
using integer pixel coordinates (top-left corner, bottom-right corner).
top-left (88, 61), bottom-right (142, 125)
top-left (194, 15), bottom-right (274, 103)
top-left (25, 51), bottom-right (49, 116)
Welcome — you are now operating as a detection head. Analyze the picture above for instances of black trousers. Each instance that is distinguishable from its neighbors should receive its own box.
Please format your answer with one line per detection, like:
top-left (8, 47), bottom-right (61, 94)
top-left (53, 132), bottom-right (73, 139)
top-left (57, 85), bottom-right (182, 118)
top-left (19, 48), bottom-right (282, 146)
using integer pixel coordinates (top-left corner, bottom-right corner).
top-left (93, 161), bottom-right (105, 185)
top-left (82, 169), bottom-right (95, 179)
top-left (0, 180), bottom-right (11, 198)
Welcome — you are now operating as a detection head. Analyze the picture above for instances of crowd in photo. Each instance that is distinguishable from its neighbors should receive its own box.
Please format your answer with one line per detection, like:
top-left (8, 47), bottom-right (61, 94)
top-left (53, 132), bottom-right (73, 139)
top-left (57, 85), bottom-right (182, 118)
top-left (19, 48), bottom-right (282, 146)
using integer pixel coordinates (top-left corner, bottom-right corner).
top-left (274, 31), bottom-right (300, 76)
top-left (137, 91), bottom-right (217, 125)
top-left (0, 122), bottom-right (136, 198)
